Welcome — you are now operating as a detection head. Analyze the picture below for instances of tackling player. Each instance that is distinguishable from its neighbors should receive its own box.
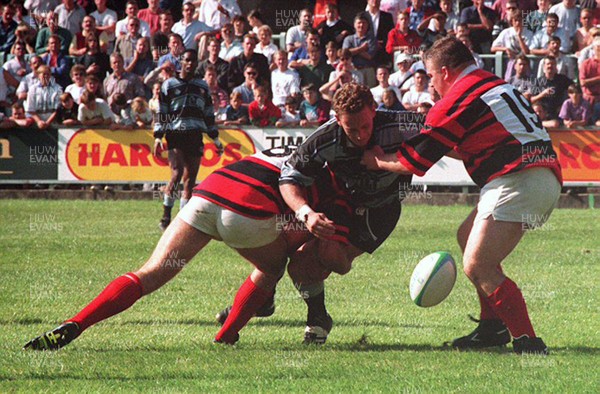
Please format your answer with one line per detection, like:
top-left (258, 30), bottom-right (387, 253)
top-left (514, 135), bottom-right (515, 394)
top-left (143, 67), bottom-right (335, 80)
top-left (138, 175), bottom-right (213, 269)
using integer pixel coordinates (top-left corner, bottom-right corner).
top-left (362, 37), bottom-right (562, 354)
top-left (154, 49), bottom-right (224, 231)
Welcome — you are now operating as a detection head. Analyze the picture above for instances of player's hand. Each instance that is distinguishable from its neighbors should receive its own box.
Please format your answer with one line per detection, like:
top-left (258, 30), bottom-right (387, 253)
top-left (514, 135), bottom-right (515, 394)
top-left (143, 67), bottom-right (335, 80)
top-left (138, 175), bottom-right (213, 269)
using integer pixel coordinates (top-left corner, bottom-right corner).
top-left (213, 137), bottom-right (224, 156)
top-left (153, 138), bottom-right (164, 156)
top-left (361, 145), bottom-right (385, 170)
top-left (305, 212), bottom-right (336, 238)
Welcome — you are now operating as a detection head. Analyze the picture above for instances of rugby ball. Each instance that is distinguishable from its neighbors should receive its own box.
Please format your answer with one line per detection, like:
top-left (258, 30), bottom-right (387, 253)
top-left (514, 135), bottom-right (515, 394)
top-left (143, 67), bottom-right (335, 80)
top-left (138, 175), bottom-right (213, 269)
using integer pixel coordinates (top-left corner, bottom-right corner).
top-left (409, 252), bottom-right (457, 307)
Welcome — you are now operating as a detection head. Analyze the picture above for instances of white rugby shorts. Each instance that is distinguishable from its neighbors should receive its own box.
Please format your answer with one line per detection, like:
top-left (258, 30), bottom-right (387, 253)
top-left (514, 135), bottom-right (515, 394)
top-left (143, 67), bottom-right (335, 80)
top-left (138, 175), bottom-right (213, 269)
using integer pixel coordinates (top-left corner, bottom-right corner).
top-left (178, 196), bottom-right (281, 249)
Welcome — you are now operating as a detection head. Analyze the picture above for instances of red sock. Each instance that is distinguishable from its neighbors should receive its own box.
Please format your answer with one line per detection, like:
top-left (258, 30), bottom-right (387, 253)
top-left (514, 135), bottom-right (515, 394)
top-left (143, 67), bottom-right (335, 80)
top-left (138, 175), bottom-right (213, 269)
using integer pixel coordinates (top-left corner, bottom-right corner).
top-left (215, 276), bottom-right (272, 343)
top-left (68, 273), bottom-right (143, 332)
top-left (479, 265), bottom-right (503, 320)
top-left (487, 277), bottom-right (536, 338)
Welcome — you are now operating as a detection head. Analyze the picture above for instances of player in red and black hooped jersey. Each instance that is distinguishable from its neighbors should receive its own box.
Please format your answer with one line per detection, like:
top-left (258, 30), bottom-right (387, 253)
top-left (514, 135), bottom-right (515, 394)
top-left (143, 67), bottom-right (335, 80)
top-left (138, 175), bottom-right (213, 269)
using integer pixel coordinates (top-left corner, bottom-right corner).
top-left (363, 37), bottom-right (562, 355)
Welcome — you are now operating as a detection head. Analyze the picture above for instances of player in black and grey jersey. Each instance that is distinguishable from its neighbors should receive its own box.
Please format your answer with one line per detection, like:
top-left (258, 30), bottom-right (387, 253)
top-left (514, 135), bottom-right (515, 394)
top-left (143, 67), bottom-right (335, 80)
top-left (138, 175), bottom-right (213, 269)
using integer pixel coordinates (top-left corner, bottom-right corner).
top-left (279, 83), bottom-right (419, 343)
top-left (153, 49), bottom-right (224, 231)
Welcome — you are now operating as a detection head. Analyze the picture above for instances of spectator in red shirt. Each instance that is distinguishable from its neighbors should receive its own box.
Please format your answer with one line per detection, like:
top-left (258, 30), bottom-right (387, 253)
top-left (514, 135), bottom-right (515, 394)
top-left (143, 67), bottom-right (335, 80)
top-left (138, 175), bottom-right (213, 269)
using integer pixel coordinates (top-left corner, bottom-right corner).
top-left (579, 39), bottom-right (600, 122)
top-left (248, 84), bottom-right (281, 127)
top-left (138, 0), bottom-right (162, 35)
top-left (387, 11), bottom-right (423, 55)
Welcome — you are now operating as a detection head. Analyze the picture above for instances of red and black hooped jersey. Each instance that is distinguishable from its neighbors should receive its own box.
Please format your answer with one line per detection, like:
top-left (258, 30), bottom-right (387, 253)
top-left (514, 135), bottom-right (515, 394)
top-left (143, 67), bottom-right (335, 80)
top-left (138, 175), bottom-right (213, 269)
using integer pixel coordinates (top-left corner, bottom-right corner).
top-left (193, 147), bottom-right (345, 220)
top-left (396, 67), bottom-right (563, 187)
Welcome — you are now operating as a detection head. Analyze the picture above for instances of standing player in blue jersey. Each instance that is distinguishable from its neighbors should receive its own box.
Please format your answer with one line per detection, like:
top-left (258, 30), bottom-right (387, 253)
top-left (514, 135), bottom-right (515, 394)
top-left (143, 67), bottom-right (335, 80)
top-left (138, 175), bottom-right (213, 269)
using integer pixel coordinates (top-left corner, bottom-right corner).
top-left (153, 49), bottom-right (224, 231)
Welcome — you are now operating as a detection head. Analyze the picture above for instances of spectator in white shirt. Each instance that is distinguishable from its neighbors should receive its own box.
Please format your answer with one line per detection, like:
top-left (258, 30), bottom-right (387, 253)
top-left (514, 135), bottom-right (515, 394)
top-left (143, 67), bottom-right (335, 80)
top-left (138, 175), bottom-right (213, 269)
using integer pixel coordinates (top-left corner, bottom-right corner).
top-left (65, 64), bottom-right (87, 104)
top-left (371, 66), bottom-right (401, 105)
top-left (401, 69), bottom-right (431, 111)
top-left (197, 0), bottom-right (240, 31)
top-left (491, 10), bottom-right (533, 80)
top-left (116, 0), bottom-right (151, 38)
top-left (26, 65), bottom-right (63, 128)
top-left (548, 0), bottom-right (580, 40)
top-left (255, 25), bottom-right (278, 64)
top-left (90, 0), bottom-right (117, 50)
top-left (218, 23), bottom-right (242, 62)
top-left (54, 0), bottom-right (86, 35)
top-left (286, 8), bottom-right (313, 53)
top-left (271, 50), bottom-right (301, 108)
top-left (171, 1), bottom-right (210, 50)
top-left (78, 89), bottom-right (115, 126)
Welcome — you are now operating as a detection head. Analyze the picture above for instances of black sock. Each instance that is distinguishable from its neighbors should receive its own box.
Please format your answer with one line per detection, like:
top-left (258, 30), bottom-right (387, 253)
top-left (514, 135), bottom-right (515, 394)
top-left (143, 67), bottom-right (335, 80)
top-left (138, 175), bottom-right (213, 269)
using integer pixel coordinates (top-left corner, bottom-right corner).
top-left (305, 289), bottom-right (327, 322)
top-left (162, 205), bottom-right (172, 220)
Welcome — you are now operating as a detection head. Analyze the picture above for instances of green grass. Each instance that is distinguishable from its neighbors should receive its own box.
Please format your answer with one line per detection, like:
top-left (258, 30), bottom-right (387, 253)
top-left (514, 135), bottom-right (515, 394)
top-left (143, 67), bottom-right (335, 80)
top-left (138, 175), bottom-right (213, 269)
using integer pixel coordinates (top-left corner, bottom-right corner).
top-left (0, 200), bottom-right (598, 393)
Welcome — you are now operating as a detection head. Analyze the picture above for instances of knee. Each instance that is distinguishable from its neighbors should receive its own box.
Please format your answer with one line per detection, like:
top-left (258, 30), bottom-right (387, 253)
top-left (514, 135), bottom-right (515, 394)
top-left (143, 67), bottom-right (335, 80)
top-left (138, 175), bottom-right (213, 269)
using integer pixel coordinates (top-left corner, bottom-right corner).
top-left (287, 250), bottom-right (330, 283)
top-left (318, 244), bottom-right (353, 275)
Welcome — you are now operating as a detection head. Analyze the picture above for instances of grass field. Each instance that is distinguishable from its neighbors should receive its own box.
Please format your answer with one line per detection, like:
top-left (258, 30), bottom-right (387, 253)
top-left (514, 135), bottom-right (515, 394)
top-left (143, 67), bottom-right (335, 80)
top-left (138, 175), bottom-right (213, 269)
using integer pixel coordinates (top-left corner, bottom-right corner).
top-left (1, 200), bottom-right (598, 393)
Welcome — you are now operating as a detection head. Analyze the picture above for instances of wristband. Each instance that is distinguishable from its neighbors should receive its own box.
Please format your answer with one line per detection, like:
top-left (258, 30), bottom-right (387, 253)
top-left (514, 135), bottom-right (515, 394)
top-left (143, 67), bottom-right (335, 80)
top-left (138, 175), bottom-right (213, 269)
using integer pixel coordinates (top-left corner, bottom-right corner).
top-left (295, 204), bottom-right (314, 223)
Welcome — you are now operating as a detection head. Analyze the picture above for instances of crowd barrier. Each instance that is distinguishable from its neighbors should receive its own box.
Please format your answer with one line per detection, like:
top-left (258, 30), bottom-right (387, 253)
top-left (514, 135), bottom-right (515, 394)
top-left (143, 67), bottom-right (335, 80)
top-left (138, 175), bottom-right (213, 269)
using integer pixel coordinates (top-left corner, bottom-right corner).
top-left (1, 126), bottom-right (598, 186)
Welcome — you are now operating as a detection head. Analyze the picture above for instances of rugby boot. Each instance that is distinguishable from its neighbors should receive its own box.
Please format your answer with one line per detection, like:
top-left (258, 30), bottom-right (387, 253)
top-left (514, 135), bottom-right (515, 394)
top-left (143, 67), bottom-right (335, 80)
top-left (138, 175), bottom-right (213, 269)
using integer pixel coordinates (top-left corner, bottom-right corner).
top-left (303, 313), bottom-right (333, 345)
top-left (450, 316), bottom-right (511, 349)
top-left (513, 336), bottom-right (549, 355)
top-left (158, 216), bottom-right (170, 232)
top-left (23, 322), bottom-right (80, 351)
top-left (213, 333), bottom-right (239, 345)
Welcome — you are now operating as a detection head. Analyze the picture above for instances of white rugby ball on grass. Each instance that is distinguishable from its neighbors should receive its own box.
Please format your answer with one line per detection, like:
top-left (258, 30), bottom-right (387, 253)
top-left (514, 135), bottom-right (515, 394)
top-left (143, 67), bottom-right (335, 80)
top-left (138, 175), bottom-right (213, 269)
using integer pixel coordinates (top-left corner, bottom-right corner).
top-left (409, 252), bottom-right (457, 307)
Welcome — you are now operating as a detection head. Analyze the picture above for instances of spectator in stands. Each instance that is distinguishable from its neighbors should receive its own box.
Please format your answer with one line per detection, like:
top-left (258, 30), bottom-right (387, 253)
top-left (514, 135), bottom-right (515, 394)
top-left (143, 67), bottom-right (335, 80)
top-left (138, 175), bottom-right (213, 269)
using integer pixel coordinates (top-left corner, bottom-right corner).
top-left (90, 0), bottom-right (117, 53)
top-left (417, 12), bottom-right (449, 48)
top-left (197, 0), bottom-right (241, 32)
top-left (289, 29), bottom-right (322, 69)
top-left (255, 25), bottom-right (278, 64)
top-left (172, 2), bottom-right (210, 51)
top-left (559, 84), bottom-right (591, 127)
top-left (232, 63), bottom-right (258, 106)
top-left (196, 37), bottom-right (229, 91)
top-left (54, 92), bottom-right (79, 125)
top-left (325, 42), bottom-right (339, 68)
top-left (116, 1), bottom-right (151, 38)
top-left (525, 0), bottom-right (551, 33)
top-left (286, 8), bottom-right (313, 53)
top-left (158, 33), bottom-right (184, 71)
top-left (579, 39), bottom-right (600, 122)
top-left (271, 50), bottom-right (301, 108)
top-left (531, 13), bottom-right (572, 55)
top-left (366, 0), bottom-right (395, 65)
top-left (508, 54), bottom-right (534, 99)
top-left (535, 36), bottom-right (575, 80)
top-left (14, 23), bottom-right (36, 55)
top-left (16, 55), bottom-right (43, 101)
top-left (25, 65), bottom-right (63, 129)
top-left (109, 93), bottom-right (132, 127)
top-left (3, 41), bottom-right (30, 92)
top-left (85, 74), bottom-right (105, 99)
top-left (69, 15), bottom-right (97, 57)
top-left (0, 4), bottom-right (18, 54)
top-left (548, 0), bottom-right (580, 40)
top-left (204, 64), bottom-right (228, 110)
top-left (532, 102), bottom-right (559, 128)
top-left (1, 101), bottom-right (34, 128)
top-left (232, 15), bottom-right (247, 41)
top-left (138, 0), bottom-right (162, 35)
top-left (55, 0), bottom-right (86, 35)
top-left (78, 33), bottom-right (110, 80)
top-left (41, 34), bottom-right (71, 88)
top-left (343, 12), bottom-right (377, 87)
top-left (319, 69), bottom-right (353, 102)
top-left (574, 8), bottom-right (594, 55)
top-left (492, 0), bottom-right (518, 32)
top-left (328, 48), bottom-right (364, 84)
top-left (122, 96), bottom-right (153, 128)
top-left (456, 34), bottom-right (485, 69)
top-left (491, 10), bottom-right (533, 80)
top-left (531, 56), bottom-right (572, 122)
top-left (417, 101), bottom-right (432, 114)
top-left (459, 0), bottom-right (496, 53)
top-left (104, 52), bottom-right (145, 112)
top-left (438, 0), bottom-right (458, 34)
top-left (65, 64), bottom-right (87, 104)
top-left (378, 88), bottom-right (405, 111)
top-left (78, 89), bottom-right (115, 126)
top-left (143, 59), bottom-right (175, 88)
top-left (249, 84), bottom-right (281, 127)
top-left (115, 16), bottom-right (143, 65)
top-left (149, 82), bottom-right (160, 114)
top-left (12, 1), bottom-right (34, 29)
top-left (275, 96), bottom-right (301, 128)
top-left (36, 11), bottom-right (72, 55)
top-left (389, 52), bottom-right (414, 93)
top-left (401, 69), bottom-right (431, 111)
top-left (223, 90), bottom-right (248, 125)
top-left (316, 3), bottom-right (353, 48)
top-left (371, 66), bottom-right (401, 106)
top-left (247, 9), bottom-right (265, 35)
top-left (386, 11), bottom-right (422, 55)
top-left (297, 43), bottom-right (334, 90)
top-left (227, 34), bottom-right (269, 90)
top-left (150, 11), bottom-right (173, 61)
top-left (299, 83), bottom-right (330, 127)
top-left (125, 37), bottom-right (154, 78)
top-left (218, 23), bottom-right (242, 62)
top-left (406, 0), bottom-right (435, 31)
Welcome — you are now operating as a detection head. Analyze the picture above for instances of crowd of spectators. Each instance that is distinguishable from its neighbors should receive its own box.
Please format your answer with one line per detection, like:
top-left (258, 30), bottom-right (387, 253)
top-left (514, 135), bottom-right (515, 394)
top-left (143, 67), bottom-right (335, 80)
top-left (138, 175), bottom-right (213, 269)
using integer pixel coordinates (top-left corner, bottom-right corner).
top-left (0, 0), bottom-right (599, 130)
